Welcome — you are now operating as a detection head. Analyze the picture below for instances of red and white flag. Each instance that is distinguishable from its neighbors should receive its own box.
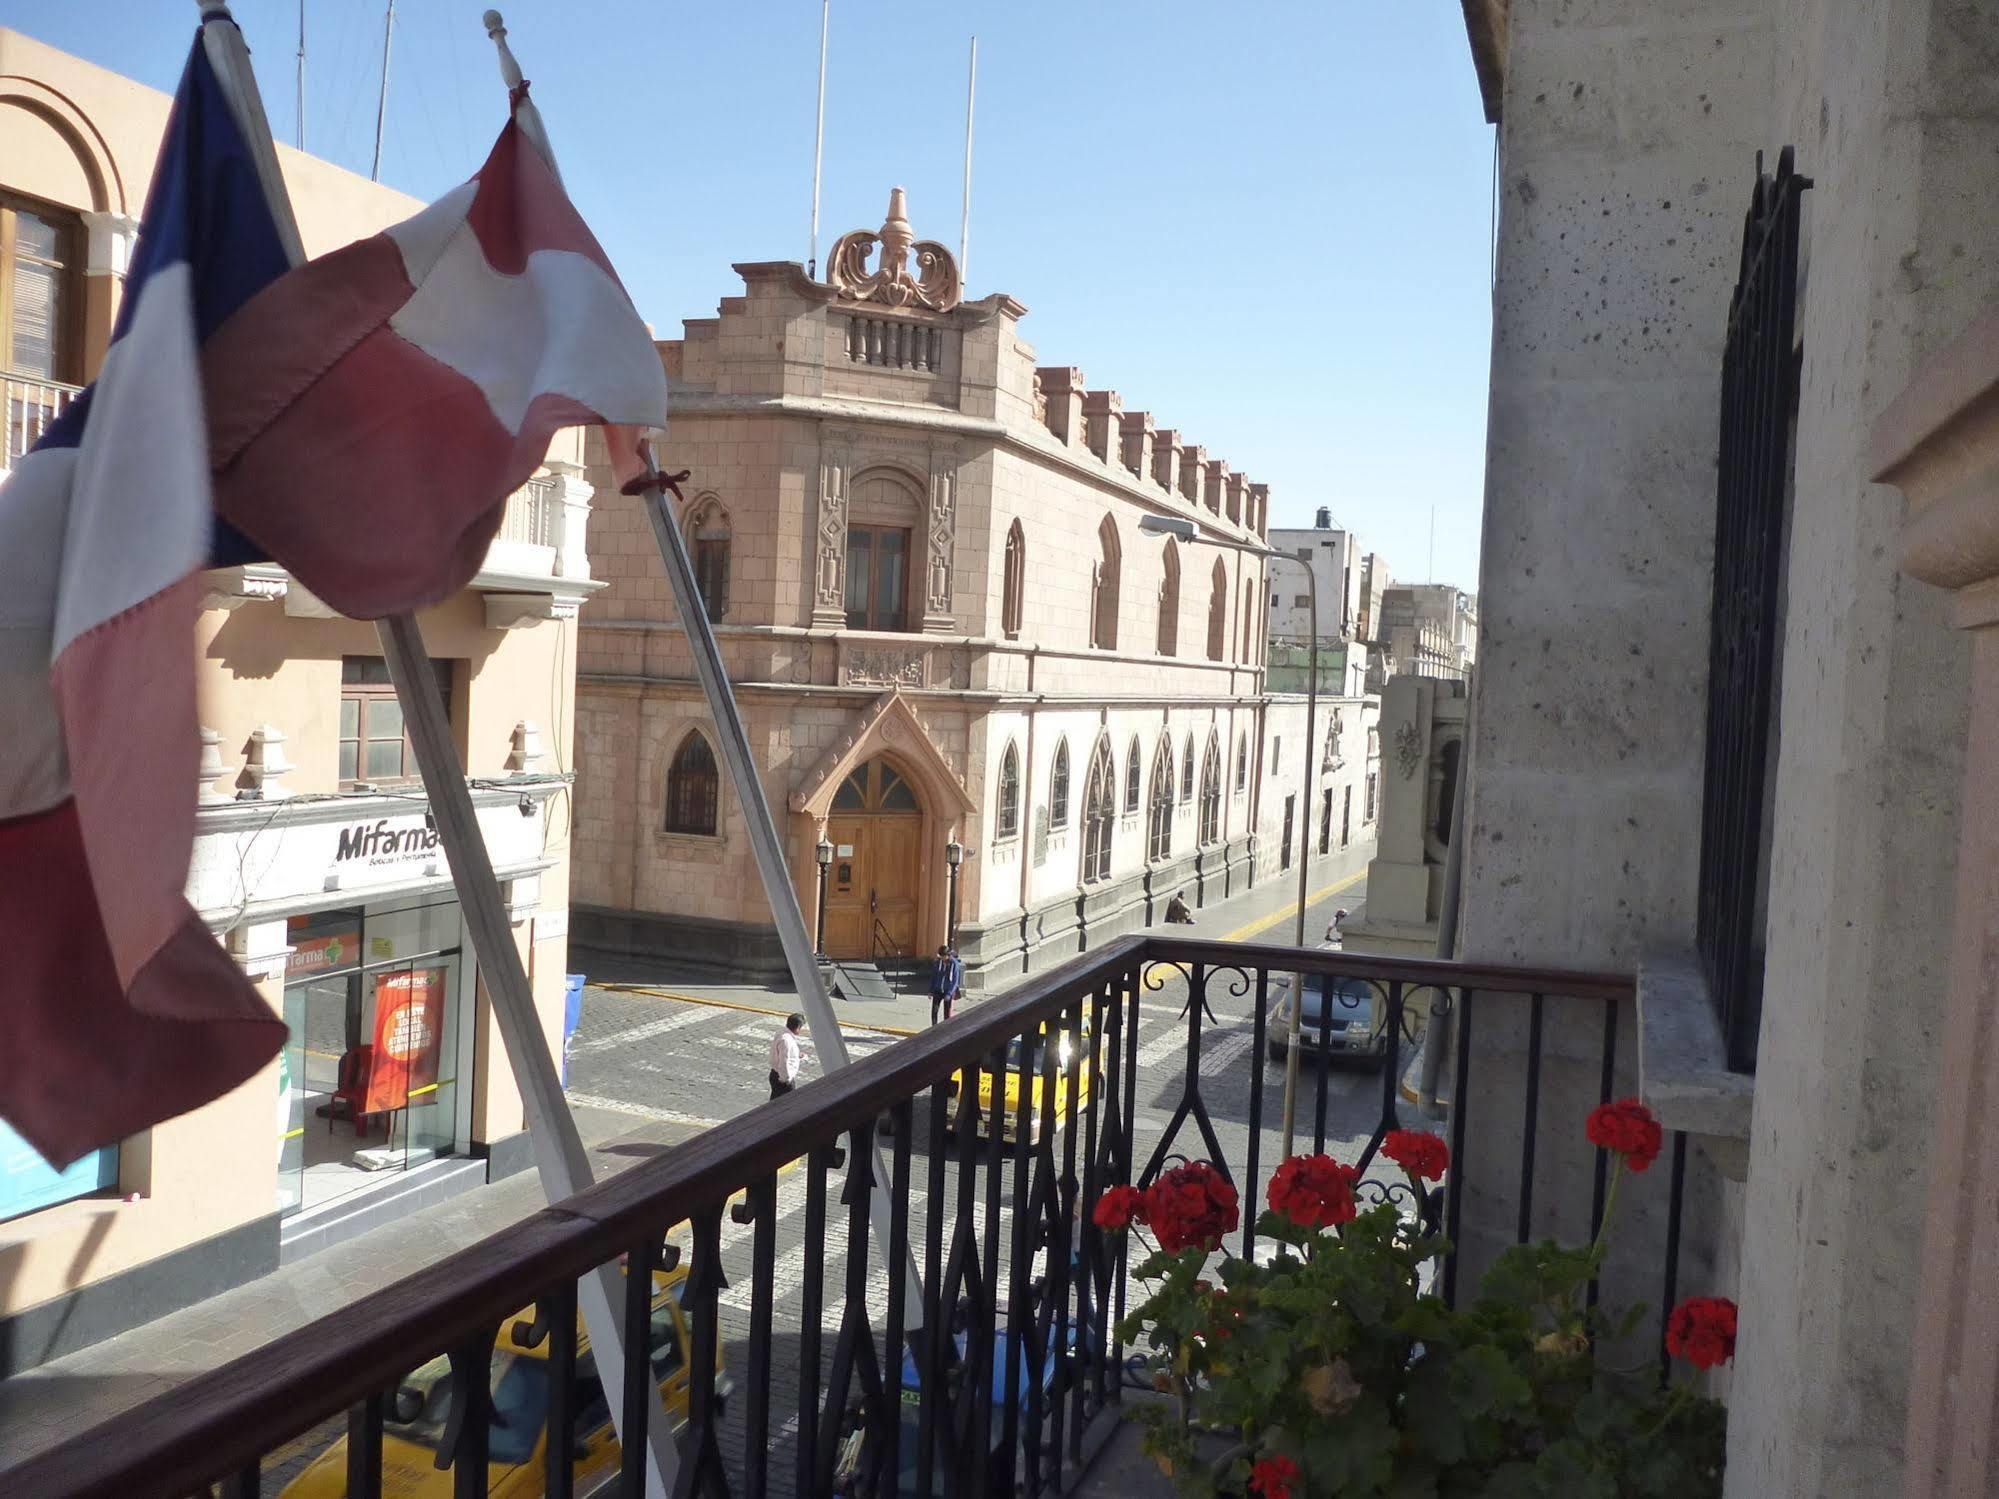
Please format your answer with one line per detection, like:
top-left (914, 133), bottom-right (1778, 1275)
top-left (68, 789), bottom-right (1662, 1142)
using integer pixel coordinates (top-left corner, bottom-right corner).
top-left (203, 116), bottom-right (667, 619)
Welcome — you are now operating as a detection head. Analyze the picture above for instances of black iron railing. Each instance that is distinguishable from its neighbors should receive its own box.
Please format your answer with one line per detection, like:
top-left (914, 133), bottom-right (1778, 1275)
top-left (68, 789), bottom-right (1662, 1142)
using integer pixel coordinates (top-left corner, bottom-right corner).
top-left (1698, 147), bottom-right (1811, 1073)
top-left (7, 938), bottom-right (1690, 1499)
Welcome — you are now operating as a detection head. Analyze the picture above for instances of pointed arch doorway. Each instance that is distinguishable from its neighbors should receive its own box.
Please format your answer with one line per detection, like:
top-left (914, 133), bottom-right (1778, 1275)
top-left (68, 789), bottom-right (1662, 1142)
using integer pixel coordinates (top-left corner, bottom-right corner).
top-left (824, 757), bottom-right (925, 960)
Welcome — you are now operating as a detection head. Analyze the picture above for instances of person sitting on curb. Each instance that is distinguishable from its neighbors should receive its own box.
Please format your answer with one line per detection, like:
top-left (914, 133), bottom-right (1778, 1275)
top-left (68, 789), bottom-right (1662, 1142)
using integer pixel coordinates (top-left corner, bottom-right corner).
top-left (1165, 890), bottom-right (1195, 924)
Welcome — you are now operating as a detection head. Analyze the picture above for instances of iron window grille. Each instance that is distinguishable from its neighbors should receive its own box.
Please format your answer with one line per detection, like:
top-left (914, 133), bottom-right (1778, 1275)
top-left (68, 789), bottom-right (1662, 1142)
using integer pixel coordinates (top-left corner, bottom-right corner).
top-left (1697, 147), bottom-right (1810, 1073)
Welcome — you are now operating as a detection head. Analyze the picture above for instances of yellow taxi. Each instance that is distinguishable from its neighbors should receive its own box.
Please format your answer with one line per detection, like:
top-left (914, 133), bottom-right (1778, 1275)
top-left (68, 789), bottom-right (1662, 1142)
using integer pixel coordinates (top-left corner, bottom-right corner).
top-left (281, 1259), bottom-right (724, 1498)
top-left (950, 1019), bottom-right (1093, 1145)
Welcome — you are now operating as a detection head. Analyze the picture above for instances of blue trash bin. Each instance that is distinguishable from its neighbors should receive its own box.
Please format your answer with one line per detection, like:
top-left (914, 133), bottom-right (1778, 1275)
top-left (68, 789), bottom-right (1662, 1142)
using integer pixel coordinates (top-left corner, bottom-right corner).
top-left (562, 974), bottom-right (586, 1087)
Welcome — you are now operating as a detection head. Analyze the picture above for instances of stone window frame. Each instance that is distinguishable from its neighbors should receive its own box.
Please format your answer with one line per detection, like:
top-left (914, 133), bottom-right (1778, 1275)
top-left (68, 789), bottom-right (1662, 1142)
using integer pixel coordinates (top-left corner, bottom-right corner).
top-left (1156, 537), bottom-right (1180, 657)
top-left (995, 740), bottom-right (1022, 841)
top-left (1199, 731), bottom-right (1221, 847)
top-left (1206, 556), bottom-right (1229, 661)
top-left (663, 727), bottom-right (722, 838)
top-left (1147, 738), bottom-right (1175, 863)
top-left (1090, 515), bottom-right (1121, 650)
top-left (1180, 731), bottom-right (1196, 803)
top-left (1123, 735), bottom-right (1142, 814)
top-left (1001, 518), bottom-right (1025, 639)
top-left (1235, 731), bottom-right (1248, 793)
top-left (686, 493), bottom-right (731, 624)
top-left (1049, 736), bottom-right (1071, 830)
top-left (1081, 735), bottom-right (1115, 884)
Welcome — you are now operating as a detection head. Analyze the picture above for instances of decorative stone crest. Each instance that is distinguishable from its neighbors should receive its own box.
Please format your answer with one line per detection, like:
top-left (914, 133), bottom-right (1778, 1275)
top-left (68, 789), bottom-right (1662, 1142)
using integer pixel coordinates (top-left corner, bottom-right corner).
top-left (813, 441), bottom-right (852, 626)
top-left (844, 649), bottom-right (925, 689)
top-left (1394, 720), bottom-right (1423, 781)
top-left (828, 188), bottom-right (961, 312)
top-left (924, 459), bottom-right (957, 624)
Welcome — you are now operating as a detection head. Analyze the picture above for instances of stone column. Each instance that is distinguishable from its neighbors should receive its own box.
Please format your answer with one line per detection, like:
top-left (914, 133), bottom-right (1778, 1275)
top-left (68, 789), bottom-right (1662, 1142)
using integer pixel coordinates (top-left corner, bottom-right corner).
top-left (1120, 410), bottom-right (1155, 481)
top-left (544, 459), bottom-right (595, 583)
top-left (1035, 367), bottom-right (1085, 448)
top-left (1151, 428), bottom-right (1182, 496)
top-left (78, 209), bottom-right (137, 371)
top-left (1081, 389), bottom-right (1122, 464)
top-left (1873, 305), bottom-right (1999, 1499)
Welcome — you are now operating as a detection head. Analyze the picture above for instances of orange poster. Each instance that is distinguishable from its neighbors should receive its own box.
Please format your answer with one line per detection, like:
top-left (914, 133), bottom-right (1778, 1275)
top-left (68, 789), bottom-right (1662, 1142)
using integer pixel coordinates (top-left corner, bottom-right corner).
top-left (364, 969), bottom-right (446, 1114)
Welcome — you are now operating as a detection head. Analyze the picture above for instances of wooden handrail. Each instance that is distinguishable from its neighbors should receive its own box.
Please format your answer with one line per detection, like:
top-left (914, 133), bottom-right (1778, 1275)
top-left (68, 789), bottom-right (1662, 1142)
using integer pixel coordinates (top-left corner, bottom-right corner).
top-left (4, 935), bottom-right (1633, 1498)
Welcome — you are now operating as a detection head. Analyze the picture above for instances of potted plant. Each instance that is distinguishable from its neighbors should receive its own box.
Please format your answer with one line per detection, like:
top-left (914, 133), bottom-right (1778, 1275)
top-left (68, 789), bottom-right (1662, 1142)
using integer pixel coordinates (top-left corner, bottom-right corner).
top-left (1094, 1100), bottom-right (1731, 1497)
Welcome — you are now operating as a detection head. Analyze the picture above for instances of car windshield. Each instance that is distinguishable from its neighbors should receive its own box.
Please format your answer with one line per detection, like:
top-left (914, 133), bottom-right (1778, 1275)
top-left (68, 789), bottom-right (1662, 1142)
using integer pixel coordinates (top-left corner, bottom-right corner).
top-left (1300, 977), bottom-right (1374, 1019)
top-left (1004, 1031), bottom-right (1078, 1073)
top-left (384, 1349), bottom-right (550, 1469)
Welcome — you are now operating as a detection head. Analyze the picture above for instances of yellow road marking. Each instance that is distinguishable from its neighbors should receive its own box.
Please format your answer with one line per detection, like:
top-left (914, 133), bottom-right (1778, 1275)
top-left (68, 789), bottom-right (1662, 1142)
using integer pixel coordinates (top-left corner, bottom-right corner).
top-left (1143, 868), bottom-right (1369, 986)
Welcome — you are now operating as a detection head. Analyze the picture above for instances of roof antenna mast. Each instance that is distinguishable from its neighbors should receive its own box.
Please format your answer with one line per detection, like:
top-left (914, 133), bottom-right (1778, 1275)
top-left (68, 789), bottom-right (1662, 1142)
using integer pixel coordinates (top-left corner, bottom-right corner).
top-left (808, 0), bottom-right (829, 278)
top-left (294, 0), bottom-right (306, 150)
top-left (960, 35), bottom-right (977, 282)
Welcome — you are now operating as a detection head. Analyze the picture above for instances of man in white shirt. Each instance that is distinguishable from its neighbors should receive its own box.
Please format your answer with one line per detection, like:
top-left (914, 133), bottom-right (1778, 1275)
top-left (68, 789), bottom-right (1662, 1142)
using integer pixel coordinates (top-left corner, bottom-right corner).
top-left (768, 1012), bottom-right (808, 1100)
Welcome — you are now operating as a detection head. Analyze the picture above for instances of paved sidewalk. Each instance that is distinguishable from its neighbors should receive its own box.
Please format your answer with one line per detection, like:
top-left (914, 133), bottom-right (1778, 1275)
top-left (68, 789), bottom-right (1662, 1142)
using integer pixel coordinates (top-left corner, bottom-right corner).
top-left (0, 1104), bottom-right (704, 1475)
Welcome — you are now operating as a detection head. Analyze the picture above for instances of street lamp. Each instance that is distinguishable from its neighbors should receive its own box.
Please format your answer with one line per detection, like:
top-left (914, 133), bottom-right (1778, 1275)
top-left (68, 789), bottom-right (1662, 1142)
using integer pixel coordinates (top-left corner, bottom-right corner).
top-left (814, 835), bottom-right (834, 958)
top-left (944, 837), bottom-right (964, 951)
top-left (1138, 511), bottom-right (1319, 1157)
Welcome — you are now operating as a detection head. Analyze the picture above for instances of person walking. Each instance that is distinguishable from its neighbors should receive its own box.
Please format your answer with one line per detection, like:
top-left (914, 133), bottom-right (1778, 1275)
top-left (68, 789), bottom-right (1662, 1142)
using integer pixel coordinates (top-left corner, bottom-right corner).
top-left (768, 1012), bottom-right (808, 1100)
top-left (1325, 907), bottom-right (1349, 947)
top-left (929, 945), bottom-right (963, 1026)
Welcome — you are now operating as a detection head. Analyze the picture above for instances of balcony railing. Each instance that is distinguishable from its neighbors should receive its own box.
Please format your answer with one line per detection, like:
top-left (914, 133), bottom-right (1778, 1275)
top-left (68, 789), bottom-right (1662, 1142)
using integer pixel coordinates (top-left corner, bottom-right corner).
top-left (5, 937), bottom-right (1686, 1498)
top-left (3, 370), bottom-right (81, 471)
top-left (495, 474), bottom-right (561, 548)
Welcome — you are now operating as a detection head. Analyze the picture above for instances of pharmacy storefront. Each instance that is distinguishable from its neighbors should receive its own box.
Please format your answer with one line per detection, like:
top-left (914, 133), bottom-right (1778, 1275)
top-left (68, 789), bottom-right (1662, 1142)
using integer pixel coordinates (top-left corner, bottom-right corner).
top-left (190, 787), bottom-right (559, 1226)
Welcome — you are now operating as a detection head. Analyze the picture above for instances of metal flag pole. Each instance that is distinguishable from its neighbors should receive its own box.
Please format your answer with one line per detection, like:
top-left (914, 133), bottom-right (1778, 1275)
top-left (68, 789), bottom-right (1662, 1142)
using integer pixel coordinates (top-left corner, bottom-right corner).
top-left (294, 0), bottom-right (305, 150)
top-left (959, 36), bottom-right (976, 280)
top-left (195, 6), bottom-right (676, 1494)
top-left (808, 0), bottom-right (828, 279)
top-left (370, 0), bottom-right (396, 181)
top-left (481, 8), bottom-right (924, 1335)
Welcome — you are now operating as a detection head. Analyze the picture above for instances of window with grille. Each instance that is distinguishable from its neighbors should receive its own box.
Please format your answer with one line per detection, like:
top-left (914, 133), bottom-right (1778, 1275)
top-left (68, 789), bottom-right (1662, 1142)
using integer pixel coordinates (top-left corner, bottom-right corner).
top-left (1147, 741), bottom-right (1174, 862)
top-left (664, 732), bottom-right (720, 835)
top-left (844, 524), bottom-right (911, 631)
top-left (1049, 738), bottom-right (1071, 829)
top-left (689, 500), bottom-right (731, 624)
top-left (1199, 735), bottom-right (1221, 846)
top-left (996, 742), bottom-right (1021, 839)
top-left (339, 657), bottom-right (454, 788)
top-left (2, 195), bottom-right (78, 382)
top-left (1081, 740), bottom-right (1115, 883)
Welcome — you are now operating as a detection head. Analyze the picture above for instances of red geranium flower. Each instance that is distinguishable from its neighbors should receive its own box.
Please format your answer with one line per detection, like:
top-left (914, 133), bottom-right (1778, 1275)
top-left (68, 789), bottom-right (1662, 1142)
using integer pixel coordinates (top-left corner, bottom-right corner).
top-left (1665, 1296), bottom-right (1738, 1369)
top-left (1249, 1454), bottom-right (1299, 1499)
top-left (1267, 1153), bottom-right (1361, 1229)
top-left (1092, 1184), bottom-right (1146, 1233)
top-left (1382, 1129), bottom-right (1451, 1182)
top-left (1142, 1160), bottom-right (1239, 1253)
top-left (1585, 1097), bottom-right (1663, 1173)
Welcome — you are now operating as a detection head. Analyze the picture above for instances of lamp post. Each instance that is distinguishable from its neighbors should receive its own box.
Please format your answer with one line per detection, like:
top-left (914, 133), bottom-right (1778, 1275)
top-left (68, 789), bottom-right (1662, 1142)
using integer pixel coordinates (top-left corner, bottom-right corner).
top-left (944, 837), bottom-right (964, 951)
top-left (814, 835), bottom-right (834, 958)
top-left (1138, 512), bottom-right (1318, 1157)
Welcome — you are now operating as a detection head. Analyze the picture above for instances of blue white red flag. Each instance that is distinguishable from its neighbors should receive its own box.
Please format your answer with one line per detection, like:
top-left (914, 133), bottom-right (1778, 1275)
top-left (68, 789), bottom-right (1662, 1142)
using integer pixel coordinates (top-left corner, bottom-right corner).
top-left (0, 33), bottom-right (290, 1164)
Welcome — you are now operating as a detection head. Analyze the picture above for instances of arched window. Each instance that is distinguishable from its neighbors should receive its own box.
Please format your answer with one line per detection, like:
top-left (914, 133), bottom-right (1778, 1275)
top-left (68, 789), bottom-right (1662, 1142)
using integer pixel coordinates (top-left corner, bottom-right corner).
top-left (688, 496), bottom-right (731, 623)
top-left (664, 730), bottom-right (720, 835)
top-left (1091, 517), bottom-right (1121, 650)
top-left (1156, 539), bottom-right (1180, 656)
top-left (1001, 518), bottom-right (1025, 639)
top-left (1235, 731), bottom-right (1248, 791)
top-left (1147, 740), bottom-right (1175, 862)
top-left (996, 741), bottom-right (1021, 839)
top-left (1180, 732), bottom-right (1195, 802)
top-left (1240, 584), bottom-right (1255, 664)
top-left (1124, 735), bottom-right (1142, 813)
top-left (1207, 558), bottom-right (1228, 660)
top-left (1049, 737), bottom-right (1071, 829)
top-left (1200, 733), bottom-right (1222, 846)
top-left (1082, 738), bottom-right (1115, 883)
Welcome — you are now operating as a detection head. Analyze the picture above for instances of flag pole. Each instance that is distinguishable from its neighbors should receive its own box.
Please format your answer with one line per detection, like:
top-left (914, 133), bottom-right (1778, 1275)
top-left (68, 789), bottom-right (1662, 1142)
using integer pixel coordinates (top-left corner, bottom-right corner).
top-left (479, 6), bottom-right (926, 1341)
top-left (808, 0), bottom-right (828, 279)
top-left (370, 0), bottom-right (395, 182)
top-left (193, 7), bottom-right (675, 1495)
top-left (960, 35), bottom-right (976, 281)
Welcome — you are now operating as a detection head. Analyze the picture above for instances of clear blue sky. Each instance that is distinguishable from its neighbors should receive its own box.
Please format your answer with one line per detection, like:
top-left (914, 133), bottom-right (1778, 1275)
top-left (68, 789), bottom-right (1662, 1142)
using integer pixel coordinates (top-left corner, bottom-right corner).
top-left (3, 1), bottom-right (1495, 592)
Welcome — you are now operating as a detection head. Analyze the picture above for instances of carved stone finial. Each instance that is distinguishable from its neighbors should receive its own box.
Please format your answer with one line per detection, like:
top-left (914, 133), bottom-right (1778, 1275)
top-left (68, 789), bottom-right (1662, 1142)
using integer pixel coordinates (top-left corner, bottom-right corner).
top-left (506, 719), bottom-right (547, 773)
top-left (827, 187), bottom-right (961, 312)
top-left (198, 726), bottom-right (231, 805)
top-left (235, 725), bottom-right (294, 801)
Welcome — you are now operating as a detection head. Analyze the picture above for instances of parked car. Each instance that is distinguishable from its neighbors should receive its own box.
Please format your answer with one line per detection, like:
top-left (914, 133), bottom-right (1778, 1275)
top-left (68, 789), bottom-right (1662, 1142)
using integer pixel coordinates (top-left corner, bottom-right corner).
top-left (1266, 967), bottom-right (1389, 1068)
top-left (280, 1257), bottom-right (727, 1498)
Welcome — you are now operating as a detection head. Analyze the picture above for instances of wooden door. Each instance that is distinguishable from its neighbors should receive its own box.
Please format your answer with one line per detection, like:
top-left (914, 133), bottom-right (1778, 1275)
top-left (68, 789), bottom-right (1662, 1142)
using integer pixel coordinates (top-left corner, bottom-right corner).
top-left (869, 817), bottom-right (922, 958)
top-left (823, 814), bottom-right (871, 959)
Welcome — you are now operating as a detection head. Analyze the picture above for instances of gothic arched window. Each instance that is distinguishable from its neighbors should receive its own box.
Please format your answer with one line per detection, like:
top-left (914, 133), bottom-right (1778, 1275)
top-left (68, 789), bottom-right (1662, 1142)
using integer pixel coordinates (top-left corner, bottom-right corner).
top-left (1002, 518), bottom-right (1025, 639)
top-left (996, 740), bottom-right (1021, 839)
top-left (665, 730), bottom-right (720, 835)
top-left (1082, 738), bottom-right (1115, 883)
top-left (1050, 737), bottom-right (1071, 829)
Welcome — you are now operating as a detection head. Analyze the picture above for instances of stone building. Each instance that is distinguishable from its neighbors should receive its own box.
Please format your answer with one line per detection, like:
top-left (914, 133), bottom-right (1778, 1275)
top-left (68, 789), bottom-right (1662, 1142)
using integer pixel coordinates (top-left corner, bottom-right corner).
top-left (1379, 583), bottom-right (1477, 678)
top-left (571, 191), bottom-right (1379, 990)
top-left (0, 30), bottom-right (593, 1367)
top-left (1452, 1), bottom-right (1999, 1495)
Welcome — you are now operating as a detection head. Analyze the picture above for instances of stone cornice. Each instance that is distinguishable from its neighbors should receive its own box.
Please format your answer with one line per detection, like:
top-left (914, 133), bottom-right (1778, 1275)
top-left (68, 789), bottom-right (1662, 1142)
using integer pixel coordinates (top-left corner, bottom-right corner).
top-left (662, 389), bottom-right (1263, 548)
top-left (1872, 301), bottom-right (1999, 597)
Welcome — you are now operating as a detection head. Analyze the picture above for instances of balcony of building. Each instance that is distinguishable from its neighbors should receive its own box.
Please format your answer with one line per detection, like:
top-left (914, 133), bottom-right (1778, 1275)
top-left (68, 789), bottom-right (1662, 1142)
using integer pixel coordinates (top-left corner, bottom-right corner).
top-left (4, 936), bottom-right (1694, 1498)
